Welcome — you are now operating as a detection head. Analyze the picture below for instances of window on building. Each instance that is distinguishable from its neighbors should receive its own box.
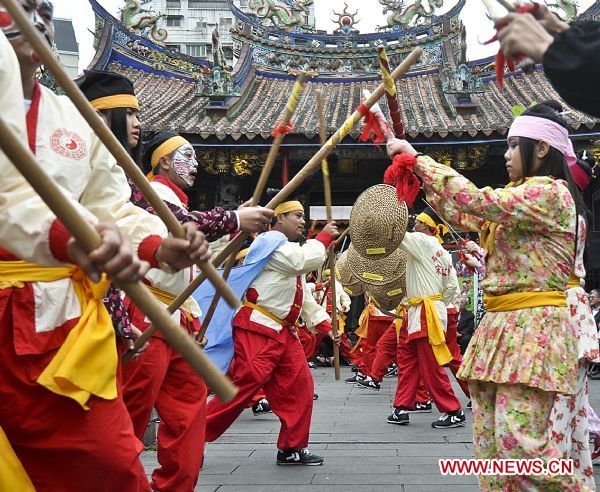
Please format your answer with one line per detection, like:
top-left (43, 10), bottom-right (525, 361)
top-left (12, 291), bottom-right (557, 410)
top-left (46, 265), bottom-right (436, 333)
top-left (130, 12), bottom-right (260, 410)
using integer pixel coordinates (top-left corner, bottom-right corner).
top-left (166, 15), bottom-right (183, 27)
top-left (166, 0), bottom-right (180, 7)
top-left (166, 44), bottom-right (181, 52)
top-left (188, 0), bottom-right (204, 8)
top-left (187, 44), bottom-right (207, 58)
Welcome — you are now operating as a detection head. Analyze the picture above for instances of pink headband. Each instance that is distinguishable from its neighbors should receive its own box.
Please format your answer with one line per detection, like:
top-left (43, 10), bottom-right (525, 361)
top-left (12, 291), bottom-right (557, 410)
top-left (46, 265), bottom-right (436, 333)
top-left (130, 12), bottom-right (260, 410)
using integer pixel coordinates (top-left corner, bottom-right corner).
top-left (508, 115), bottom-right (577, 168)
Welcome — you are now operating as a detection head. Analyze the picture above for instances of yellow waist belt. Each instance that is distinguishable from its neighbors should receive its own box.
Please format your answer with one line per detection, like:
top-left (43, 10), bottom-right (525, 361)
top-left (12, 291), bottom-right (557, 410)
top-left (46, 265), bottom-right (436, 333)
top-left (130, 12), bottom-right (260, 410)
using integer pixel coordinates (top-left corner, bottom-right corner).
top-left (395, 305), bottom-right (407, 340)
top-left (407, 293), bottom-right (453, 366)
top-left (146, 284), bottom-right (196, 321)
top-left (0, 260), bottom-right (115, 410)
top-left (484, 291), bottom-right (567, 312)
top-left (243, 301), bottom-right (294, 329)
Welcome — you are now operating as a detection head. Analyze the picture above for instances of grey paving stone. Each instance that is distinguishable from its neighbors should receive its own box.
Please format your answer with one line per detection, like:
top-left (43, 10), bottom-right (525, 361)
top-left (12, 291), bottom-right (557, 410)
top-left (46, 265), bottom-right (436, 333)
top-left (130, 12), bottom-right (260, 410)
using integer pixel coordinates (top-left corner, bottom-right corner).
top-left (140, 366), bottom-right (600, 490)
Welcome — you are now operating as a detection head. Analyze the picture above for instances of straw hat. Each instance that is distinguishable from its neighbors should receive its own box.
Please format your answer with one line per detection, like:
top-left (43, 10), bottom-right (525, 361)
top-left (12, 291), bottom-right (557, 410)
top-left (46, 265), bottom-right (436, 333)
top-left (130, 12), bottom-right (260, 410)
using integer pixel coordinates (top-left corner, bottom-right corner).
top-left (349, 184), bottom-right (409, 259)
top-left (367, 275), bottom-right (407, 311)
top-left (347, 244), bottom-right (407, 286)
top-left (335, 250), bottom-right (367, 296)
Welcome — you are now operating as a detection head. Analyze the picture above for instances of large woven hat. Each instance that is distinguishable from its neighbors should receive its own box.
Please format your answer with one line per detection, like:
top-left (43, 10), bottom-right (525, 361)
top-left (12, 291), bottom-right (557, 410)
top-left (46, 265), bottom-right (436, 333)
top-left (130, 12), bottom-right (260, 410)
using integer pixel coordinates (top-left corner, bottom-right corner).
top-left (349, 184), bottom-right (409, 259)
top-left (336, 250), bottom-right (367, 296)
top-left (347, 244), bottom-right (407, 286)
top-left (367, 275), bottom-right (407, 312)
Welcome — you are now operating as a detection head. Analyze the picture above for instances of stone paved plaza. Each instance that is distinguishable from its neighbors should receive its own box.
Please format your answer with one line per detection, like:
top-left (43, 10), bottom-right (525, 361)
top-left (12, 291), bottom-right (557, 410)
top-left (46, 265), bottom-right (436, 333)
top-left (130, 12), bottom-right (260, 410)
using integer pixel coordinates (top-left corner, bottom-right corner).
top-left (141, 367), bottom-right (600, 491)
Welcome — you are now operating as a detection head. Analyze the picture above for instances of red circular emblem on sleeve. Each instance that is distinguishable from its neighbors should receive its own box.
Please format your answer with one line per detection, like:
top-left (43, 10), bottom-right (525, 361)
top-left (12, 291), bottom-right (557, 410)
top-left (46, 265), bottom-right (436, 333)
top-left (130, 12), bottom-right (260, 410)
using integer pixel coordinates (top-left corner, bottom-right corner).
top-left (0, 9), bottom-right (14, 29)
top-left (49, 129), bottom-right (87, 160)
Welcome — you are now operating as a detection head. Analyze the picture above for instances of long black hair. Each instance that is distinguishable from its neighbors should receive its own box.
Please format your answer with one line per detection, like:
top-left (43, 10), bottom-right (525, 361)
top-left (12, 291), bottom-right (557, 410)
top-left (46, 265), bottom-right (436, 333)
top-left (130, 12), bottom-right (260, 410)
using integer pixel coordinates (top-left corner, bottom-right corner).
top-left (100, 107), bottom-right (143, 166)
top-left (518, 102), bottom-right (587, 222)
top-left (517, 101), bottom-right (587, 263)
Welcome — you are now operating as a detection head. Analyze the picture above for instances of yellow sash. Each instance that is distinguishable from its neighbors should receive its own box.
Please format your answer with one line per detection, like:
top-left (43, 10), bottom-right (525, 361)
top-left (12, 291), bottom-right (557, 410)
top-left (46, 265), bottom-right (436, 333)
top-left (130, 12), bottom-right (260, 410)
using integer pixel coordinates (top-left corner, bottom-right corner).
top-left (395, 305), bottom-right (407, 340)
top-left (0, 260), bottom-right (115, 410)
top-left (337, 313), bottom-right (346, 334)
top-left (484, 290), bottom-right (567, 312)
top-left (0, 426), bottom-right (35, 491)
top-left (243, 301), bottom-right (294, 328)
top-left (354, 304), bottom-right (373, 339)
top-left (146, 284), bottom-right (195, 321)
top-left (407, 293), bottom-right (453, 366)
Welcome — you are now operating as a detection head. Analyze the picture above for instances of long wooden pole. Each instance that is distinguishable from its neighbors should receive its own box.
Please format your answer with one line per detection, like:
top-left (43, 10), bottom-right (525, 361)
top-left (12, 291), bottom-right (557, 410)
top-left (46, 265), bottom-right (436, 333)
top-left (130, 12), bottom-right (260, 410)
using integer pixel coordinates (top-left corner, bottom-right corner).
top-left (378, 48), bottom-right (405, 139)
top-left (134, 73), bottom-right (309, 349)
top-left (317, 90), bottom-right (341, 381)
top-left (1, 0), bottom-right (239, 309)
top-left (132, 48), bottom-right (423, 347)
top-left (0, 116), bottom-right (237, 402)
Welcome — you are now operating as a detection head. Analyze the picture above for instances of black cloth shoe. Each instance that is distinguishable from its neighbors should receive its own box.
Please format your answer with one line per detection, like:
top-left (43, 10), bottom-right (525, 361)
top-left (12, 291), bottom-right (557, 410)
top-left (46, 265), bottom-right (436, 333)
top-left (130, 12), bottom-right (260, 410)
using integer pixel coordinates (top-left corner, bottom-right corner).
top-left (406, 400), bottom-right (432, 413)
top-left (351, 364), bottom-right (358, 373)
top-left (276, 448), bottom-right (324, 466)
top-left (387, 407), bottom-right (410, 425)
top-left (252, 398), bottom-right (272, 416)
top-left (466, 400), bottom-right (472, 410)
top-left (356, 377), bottom-right (380, 391)
top-left (307, 361), bottom-right (316, 369)
top-left (313, 393), bottom-right (319, 400)
top-left (431, 409), bottom-right (466, 428)
top-left (345, 371), bottom-right (366, 384)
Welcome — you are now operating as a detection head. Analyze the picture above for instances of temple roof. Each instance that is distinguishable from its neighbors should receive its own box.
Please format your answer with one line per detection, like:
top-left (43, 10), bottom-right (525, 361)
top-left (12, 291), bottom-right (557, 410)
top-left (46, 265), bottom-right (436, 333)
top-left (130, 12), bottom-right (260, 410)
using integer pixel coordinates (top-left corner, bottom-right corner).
top-left (89, 0), bottom-right (600, 143)
top-left (109, 60), bottom-right (598, 141)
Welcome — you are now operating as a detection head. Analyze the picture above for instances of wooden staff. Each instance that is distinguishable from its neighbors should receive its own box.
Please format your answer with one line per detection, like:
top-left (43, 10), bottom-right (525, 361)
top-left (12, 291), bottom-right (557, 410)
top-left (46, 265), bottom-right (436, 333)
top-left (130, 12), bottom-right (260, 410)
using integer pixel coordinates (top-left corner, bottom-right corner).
top-left (316, 90), bottom-right (341, 381)
top-left (136, 47), bottom-right (423, 338)
top-left (134, 73), bottom-right (309, 349)
top-left (0, 116), bottom-right (237, 402)
top-left (1, 0), bottom-right (239, 309)
top-left (378, 48), bottom-right (405, 138)
top-left (334, 226), bottom-right (350, 247)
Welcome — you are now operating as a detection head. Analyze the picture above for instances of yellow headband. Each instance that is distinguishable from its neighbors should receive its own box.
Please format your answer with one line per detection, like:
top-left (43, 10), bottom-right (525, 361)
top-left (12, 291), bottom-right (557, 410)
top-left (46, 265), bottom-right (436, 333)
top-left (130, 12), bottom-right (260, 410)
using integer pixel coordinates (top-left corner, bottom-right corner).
top-left (91, 94), bottom-right (140, 111)
top-left (274, 200), bottom-right (304, 216)
top-left (150, 136), bottom-right (190, 170)
top-left (416, 212), bottom-right (447, 244)
top-left (416, 212), bottom-right (437, 230)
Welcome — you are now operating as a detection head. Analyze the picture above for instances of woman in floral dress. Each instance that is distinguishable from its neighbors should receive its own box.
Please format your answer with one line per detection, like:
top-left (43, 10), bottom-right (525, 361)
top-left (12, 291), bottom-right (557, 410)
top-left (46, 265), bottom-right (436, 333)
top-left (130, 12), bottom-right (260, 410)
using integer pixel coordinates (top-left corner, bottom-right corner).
top-left (386, 103), bottom-right (589, 490)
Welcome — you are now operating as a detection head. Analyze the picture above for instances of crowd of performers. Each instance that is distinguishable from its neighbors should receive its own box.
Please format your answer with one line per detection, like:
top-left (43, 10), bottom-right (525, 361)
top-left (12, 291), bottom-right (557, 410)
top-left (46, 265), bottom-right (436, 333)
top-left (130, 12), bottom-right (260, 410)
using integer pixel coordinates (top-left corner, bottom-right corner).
top-left (1, 0), bottom-right (600, 491)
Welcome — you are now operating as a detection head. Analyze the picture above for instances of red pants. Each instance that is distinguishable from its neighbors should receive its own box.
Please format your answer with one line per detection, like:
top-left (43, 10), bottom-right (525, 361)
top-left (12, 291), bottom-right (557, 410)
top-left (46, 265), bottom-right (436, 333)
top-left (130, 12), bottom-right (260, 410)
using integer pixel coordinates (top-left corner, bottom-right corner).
top-left (248, 389), bottom-right (267, 407)
top-left (206, 327), bottom-right (314, 449)
top-left (446, 311), bottom-right (471, 399)
top-left (356, 340), bottom-right (376, 375)
top-left (309, 332), bottom-right (325, 360)
top-left (297, 325), bottom-right (317, 361)
top-left (123, 307), bottom-right (207, 492)
top-left (0, 289), bottom-right (149, 491)
top-left (369, 323), bottom-right (398, 381)
top-left (395, 326), bottom-right (461, 413)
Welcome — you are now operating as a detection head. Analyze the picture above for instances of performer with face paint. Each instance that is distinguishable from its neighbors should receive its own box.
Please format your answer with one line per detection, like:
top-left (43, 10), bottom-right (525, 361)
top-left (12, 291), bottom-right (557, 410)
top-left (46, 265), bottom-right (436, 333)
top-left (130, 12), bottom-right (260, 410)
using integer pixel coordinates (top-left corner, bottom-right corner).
top-left (0, 3), bottom-right (211, 491)
top-left (110, 131), bottom-right (272, 492)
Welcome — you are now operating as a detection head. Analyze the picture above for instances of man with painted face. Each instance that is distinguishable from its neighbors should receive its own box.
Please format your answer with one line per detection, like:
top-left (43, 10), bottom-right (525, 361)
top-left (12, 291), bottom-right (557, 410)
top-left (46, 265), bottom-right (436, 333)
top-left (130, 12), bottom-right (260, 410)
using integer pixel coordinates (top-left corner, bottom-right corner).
top-left (0, 2), bottom-right (211, 491)
top-left (119, 131), bottom-right (273, 491)
top-left (206, 201), bottom-right (340, 465)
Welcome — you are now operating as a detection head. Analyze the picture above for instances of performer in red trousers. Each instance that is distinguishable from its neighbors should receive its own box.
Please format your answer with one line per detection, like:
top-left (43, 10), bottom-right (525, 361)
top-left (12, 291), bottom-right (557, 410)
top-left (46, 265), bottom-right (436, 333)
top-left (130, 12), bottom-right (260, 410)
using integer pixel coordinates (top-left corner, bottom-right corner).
top-left (354, 307), bottom-right (432, 415)
top-left (346, 300), bottom-right (393, 381)
top-left (0, 10), bottom-right (208, 490)
top-left (312, 270), bottom-right (355, 363)
top-left (364, 210), bottom-right (465, 428)
top-left (206, 201), bottom-right (340, 465)
top-left (100, 130), bottom-right (272, 492)
top-left (446, 303), bottom-right (471, 400)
